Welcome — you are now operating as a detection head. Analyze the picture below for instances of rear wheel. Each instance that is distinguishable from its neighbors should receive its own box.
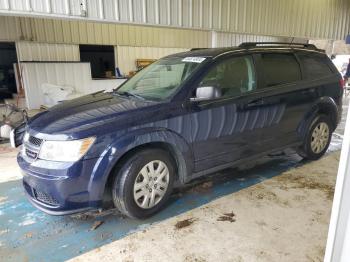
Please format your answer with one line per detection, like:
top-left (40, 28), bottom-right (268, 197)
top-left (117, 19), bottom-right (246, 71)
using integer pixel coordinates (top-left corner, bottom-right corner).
top-left (112, 148), bottom-right (175, 219)
top-left (298, 115), bottom-right (332, 160)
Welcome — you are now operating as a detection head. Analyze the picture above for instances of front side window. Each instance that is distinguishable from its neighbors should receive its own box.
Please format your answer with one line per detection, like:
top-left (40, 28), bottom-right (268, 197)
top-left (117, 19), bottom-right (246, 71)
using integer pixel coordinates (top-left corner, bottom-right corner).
top-left (261, 53), bottom-right (301, 87)
top-left (199, 55), bottom-right (256, 98)
top-left (116, 57), bottom-right (203, 101)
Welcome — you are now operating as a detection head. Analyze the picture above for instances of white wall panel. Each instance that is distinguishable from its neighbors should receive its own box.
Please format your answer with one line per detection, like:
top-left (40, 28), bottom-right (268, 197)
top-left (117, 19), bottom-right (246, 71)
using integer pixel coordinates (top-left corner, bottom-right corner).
top-left (1, 0), bottom-right (349, 40)
top-left (170, 0), bottom-right (180, 26)
top-left (86, 0), bottom-right (103, 19)
top-left (0, 0), bottom-right (9, 10)
top-left (116, 45), bottom-right (188, 75)
top-left (8, 0), bottom-right (30, 11)
top-left (16, 42), bottom-right (80, 61)
top-left (31, 0), bottom-right (51, 13)
top-left (21, 62), bottom-right (126, 109)
top-left (50, 0), bottom-right (69, 15)
top-left (102, 0), bottom-right (118, 20)
top-left (69, 0), bottom-right (86, 16)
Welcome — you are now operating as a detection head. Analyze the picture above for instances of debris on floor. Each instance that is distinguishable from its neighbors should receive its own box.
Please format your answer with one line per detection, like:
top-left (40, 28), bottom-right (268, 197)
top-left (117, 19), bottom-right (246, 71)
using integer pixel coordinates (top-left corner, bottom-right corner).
top-left (188, 181), bottom-right (213, 193)
top-left (175, 218), bottom-right (196, 229)
top-left (217, 212), bottom-right (236, 223)
top-left (24, 232), bottom-right (33, 238)
top-left (90, 221), bottom-right (104, 231)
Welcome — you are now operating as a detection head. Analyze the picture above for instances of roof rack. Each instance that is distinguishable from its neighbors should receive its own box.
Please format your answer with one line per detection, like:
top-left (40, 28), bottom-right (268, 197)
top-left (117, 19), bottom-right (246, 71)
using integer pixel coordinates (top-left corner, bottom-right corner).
top-left (238, 42), bottom-right (318, 50)
top-left (190, 48), bottom-right (208, 51)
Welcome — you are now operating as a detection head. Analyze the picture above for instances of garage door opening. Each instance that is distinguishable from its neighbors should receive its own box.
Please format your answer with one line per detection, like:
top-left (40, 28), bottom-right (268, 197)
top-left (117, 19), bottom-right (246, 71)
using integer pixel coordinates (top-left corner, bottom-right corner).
top-left (0, 42), bottom-right (18, 102)
top-left (79, 44), bottom-right (115, 79)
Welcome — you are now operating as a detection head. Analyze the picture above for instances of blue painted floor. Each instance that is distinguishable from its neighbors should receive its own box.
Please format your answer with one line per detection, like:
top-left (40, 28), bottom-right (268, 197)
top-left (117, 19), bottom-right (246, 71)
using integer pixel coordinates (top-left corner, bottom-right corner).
top-left (0, 153), bottom-right (306, 262)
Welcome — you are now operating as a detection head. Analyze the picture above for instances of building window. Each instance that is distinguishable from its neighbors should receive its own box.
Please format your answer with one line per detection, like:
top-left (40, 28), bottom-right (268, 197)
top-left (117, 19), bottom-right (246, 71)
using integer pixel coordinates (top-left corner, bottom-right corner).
top-left (79, 45), bottom-right (115, 79)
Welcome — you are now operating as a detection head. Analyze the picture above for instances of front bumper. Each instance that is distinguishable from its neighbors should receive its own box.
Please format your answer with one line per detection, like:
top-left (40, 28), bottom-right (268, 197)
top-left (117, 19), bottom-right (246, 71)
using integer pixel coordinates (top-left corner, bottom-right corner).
top-left (18, 153), bottom-right (102, 215)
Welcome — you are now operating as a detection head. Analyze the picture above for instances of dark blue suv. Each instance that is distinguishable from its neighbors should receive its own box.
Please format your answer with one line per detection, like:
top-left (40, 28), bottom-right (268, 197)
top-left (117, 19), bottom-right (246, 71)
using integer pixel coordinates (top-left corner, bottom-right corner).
top-left (14, 42), bottom-right (343, 218)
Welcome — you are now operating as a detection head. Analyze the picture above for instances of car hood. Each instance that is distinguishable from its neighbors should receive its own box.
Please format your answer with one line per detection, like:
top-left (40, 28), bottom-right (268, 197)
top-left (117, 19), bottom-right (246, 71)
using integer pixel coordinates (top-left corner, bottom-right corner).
top-left (28, 91), bottom-right (158, 138)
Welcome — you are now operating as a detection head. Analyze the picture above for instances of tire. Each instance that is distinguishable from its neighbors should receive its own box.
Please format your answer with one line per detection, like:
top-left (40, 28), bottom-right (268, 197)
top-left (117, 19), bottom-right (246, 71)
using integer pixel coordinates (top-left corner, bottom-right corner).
top-left (112, 148), bottom-right (175, 219)
top-left (298, 115), bottom-right (333, 160)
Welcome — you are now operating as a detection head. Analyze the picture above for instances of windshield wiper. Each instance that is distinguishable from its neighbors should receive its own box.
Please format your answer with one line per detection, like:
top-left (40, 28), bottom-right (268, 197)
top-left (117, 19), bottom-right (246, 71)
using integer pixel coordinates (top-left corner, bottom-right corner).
top-left (115, 91), bottom-right (146, 100)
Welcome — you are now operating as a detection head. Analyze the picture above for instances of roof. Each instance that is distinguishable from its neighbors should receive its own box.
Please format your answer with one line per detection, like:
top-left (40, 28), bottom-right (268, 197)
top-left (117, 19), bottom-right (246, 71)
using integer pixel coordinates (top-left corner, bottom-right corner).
top-left (166, 47), bottom-right (241, 59)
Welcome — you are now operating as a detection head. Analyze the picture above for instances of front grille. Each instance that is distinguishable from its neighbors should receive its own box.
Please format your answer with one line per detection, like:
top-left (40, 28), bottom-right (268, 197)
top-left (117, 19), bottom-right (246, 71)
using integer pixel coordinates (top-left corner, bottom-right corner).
top-left (33, 188), bottom-right (59, 206)
top-left (25, 148), bottom-right (38, 159)
top-left (28, 136), bottom-right (43, 147)
top-left (23, 134), bottom-right (42, 160)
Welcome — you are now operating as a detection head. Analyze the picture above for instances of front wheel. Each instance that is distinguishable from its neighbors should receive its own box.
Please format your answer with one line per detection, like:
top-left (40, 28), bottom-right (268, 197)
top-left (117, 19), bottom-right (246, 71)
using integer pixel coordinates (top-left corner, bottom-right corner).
top-left (112, 149), bottom-right (175, 219)
top-left (298, 115), bottom-right (333, 160)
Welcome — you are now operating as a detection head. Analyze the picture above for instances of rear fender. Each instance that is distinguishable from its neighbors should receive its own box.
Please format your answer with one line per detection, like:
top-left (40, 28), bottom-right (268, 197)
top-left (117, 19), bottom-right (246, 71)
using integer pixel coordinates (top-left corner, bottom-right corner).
top-left (297, 96), bottom-right (339, 140)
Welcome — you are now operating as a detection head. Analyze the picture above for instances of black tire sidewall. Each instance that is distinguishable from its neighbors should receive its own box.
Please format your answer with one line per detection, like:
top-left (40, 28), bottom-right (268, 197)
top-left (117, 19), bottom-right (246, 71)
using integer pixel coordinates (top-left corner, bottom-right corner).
top-left (303, 115), bottom-right (332, 160)
top-left (112, 149), bottom-right (175, 219)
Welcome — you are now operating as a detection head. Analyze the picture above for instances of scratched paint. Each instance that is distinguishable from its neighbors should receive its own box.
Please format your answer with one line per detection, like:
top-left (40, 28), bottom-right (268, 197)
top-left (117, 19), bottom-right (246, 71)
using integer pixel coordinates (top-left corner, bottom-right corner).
top-left (0, 135), bottom-right (344, 262)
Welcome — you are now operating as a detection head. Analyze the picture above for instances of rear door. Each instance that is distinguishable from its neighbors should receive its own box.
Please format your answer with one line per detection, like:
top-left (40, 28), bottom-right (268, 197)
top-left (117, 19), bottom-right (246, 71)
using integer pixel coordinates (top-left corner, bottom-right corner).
top-left (255, 51), bottom-right (317, 151)
top-left (296, 51), bottom-right (342, 107)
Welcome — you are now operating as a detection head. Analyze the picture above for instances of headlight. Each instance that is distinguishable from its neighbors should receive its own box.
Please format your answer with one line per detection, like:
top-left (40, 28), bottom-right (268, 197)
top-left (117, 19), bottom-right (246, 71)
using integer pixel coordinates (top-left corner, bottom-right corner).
top-left (38, 137), bottom-right (96, 162)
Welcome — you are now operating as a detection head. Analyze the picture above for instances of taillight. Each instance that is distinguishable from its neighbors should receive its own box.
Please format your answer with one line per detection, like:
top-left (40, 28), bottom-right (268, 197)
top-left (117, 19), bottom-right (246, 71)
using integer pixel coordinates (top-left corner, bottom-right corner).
top-left (340, 78), bottom-right (345, 89)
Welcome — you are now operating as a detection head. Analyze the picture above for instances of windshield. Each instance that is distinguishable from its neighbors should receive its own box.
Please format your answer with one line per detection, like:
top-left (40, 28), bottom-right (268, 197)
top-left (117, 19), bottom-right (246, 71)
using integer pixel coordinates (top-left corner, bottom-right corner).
top-left (115, 56), bottom-right (205, 101)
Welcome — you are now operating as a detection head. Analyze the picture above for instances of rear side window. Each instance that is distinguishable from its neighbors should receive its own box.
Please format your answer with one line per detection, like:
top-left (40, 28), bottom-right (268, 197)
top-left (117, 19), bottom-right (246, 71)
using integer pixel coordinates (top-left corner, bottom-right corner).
top-left (298, 53), bottom-right (333, 79)
top-left (261, 53), bottom-right (301, 87)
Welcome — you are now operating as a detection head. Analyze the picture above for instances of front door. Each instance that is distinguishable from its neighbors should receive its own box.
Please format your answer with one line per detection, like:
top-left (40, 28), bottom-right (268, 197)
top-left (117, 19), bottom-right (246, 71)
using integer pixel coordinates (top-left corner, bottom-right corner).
top-left (190, 55), bottom-right (268, 172)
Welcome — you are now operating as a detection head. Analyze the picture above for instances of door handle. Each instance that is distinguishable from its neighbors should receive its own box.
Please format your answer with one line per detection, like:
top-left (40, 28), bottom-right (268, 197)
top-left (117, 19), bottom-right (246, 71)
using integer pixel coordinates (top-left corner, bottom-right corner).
top-left (238, 99), bottom-right (264, 111)
top-left (301, 88), bottom-right (316, 94)
top-left (246, 99), bottom-right (264, 108)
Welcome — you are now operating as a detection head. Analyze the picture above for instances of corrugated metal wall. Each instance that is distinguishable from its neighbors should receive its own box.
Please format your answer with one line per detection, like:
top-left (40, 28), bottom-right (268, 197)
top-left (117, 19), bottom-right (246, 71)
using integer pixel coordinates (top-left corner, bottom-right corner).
top-left (15, 41), bottom-right (189, 77)
top-left (215, 32), bottom-right (285, 48)
top-left (214, 32), bottom-right (308, 47)
top-left (16, 42), bottom-right (80, 61)
top-left (0, 0), bottom-right (349, 40)
top-left (116, 45), bottom-right (188, 74)
top-left (0, 16), bottom-right (211, 48)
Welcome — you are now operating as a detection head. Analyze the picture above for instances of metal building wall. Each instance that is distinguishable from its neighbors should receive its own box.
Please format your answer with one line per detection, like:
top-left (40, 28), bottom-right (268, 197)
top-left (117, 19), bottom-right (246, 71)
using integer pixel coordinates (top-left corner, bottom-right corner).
top-left (116, 45), bottom-right (188, 74)
top-left (0, 0), bottom-right (349, 40)
top-left (214, 32), bottom-right (292, 47)
top-left (16, 42), bottom-right (80, 61)
top-left (0, 16), bottom-right (211, 48)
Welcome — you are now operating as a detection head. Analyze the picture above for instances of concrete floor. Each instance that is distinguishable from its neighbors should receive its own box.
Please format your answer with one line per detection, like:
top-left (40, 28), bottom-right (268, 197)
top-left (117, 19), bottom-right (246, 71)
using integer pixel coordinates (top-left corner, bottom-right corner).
top-left (0, 98), bottom-right (348, 262)
top-left (72, 152), bottom-right (340, 262)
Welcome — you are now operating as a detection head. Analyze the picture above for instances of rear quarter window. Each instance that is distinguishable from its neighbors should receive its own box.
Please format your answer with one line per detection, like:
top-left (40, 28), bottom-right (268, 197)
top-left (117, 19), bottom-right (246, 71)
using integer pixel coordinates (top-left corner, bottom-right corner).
top-left (261, 53), bottom-right (302, 87)
top-left (297, 53), bottom-right (333, 79)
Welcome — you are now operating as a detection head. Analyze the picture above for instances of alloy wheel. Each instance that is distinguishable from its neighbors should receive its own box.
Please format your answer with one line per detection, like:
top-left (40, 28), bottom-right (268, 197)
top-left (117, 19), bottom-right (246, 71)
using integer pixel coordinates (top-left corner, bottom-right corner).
top-left (133, 160), bottom-right (170, 209)
top-left (310, 122), bottom-right (330, 154)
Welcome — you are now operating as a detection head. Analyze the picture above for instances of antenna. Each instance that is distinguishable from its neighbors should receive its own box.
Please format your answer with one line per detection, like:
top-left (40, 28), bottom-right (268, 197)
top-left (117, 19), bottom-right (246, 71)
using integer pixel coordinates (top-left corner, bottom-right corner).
top-left (289, 37), bottom-right (295, 46)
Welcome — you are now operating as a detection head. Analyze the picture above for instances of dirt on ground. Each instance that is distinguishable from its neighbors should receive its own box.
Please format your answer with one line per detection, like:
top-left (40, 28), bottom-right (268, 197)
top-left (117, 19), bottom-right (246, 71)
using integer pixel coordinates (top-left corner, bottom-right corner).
top-left (69, 152), bottom-right (340, 262)
top-left (175, 218), bottom-right (197, 230)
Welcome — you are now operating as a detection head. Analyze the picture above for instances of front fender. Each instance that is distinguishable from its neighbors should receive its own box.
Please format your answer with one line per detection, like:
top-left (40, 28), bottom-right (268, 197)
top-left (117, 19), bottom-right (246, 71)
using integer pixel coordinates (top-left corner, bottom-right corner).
top-left (87, 127), bottom-right (194, 202)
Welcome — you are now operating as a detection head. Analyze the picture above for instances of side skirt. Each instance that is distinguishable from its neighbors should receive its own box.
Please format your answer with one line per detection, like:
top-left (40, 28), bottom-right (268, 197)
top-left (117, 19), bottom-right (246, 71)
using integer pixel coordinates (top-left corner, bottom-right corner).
top-left (188, 142), bottom-right (302, 182)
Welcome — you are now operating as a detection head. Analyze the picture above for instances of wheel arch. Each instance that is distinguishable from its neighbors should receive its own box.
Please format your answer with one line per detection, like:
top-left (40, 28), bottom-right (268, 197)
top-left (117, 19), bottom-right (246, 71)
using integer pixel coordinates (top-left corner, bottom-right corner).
top-left (298, 96), bottom-right (339, 139)
top-left (88, 128), bottom-right (194, 203)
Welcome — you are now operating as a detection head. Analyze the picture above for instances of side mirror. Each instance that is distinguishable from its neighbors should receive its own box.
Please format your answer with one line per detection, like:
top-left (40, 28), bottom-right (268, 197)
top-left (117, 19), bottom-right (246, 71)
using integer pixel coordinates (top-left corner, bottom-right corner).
top-left (190, 86), bottom-right (221, 101)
